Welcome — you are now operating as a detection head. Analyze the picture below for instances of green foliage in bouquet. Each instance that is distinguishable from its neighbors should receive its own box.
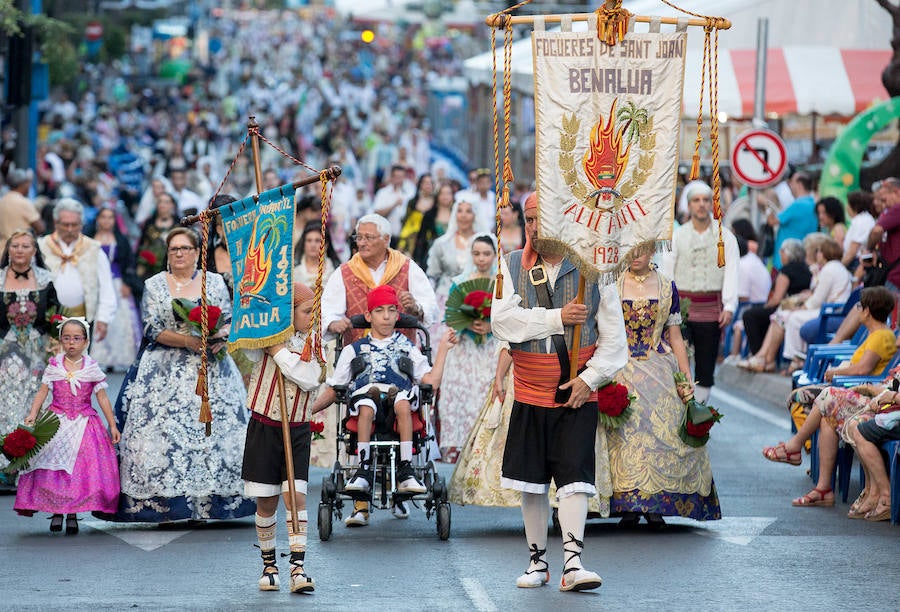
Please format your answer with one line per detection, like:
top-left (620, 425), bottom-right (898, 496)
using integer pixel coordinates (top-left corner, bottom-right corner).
top-left (1, 411), bottom-right (61, 474)
top-left (444, 278), bottom-right (494, 345)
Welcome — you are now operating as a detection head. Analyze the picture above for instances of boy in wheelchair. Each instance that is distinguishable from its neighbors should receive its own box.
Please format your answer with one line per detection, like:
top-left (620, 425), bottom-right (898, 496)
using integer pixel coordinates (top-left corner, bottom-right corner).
top-left (312, 284), bottom-right (456, 526)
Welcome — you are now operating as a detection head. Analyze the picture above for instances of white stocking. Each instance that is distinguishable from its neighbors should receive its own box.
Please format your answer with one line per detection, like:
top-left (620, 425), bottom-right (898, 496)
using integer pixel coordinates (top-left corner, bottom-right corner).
top-left (521, 492), bottom-right (549, 571)
top-left (557, 493), bottom-right (588, 572)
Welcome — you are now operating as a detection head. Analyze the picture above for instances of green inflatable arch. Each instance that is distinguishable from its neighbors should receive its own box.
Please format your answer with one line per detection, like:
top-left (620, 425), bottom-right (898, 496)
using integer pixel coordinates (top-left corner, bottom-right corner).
top-left (820, 96), bottom-right (900, 201)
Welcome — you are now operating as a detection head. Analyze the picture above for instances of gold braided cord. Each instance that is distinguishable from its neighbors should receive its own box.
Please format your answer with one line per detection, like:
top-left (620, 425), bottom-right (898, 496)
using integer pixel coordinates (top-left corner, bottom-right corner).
top-left (501, 22), bottom-right (515, 207)
top-left (708, 26), bottom-right (725, 267)
top-left (490, 25), bottom-right (504, 298)
top-left (486, 0), bottom-right (533, 299)
top-left (311, 170), bottom-right (333, 382)
top-left (691, 26), bottom-right (710, 181)
top-left (197, 213), bottom-right (212, 436)
top-left (255, 131), bottom-right (318, 174)
top-left (207, 135), bottom-right (248, 206)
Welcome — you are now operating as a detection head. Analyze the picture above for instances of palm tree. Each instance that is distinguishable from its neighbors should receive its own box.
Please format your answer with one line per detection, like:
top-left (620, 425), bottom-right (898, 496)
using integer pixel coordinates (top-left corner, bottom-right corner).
top-left (615, 100), bottom-right (649, 148)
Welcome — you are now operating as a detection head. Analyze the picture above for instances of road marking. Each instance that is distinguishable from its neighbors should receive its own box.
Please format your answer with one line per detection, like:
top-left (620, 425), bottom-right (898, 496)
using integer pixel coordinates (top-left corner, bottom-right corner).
top-left (81, 518), bottom-right (192, 551)
top-left (461, 576), bottom-right (498, 612)
top-left (675, 516), bottom-right (778, 546)
top-left (711, 387), bottom-right (790, 430)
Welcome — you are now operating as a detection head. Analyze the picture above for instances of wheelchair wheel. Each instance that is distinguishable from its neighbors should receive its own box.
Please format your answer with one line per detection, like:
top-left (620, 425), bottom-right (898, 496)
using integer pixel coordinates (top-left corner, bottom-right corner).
top-left (321, 476), bottom-right (336, 504)
top-left (436, 502), bottom-right (451, 540)
top-left (318, 502), bottom-right (332, 541)
top-left (432, 475), bottom-right (448, 502)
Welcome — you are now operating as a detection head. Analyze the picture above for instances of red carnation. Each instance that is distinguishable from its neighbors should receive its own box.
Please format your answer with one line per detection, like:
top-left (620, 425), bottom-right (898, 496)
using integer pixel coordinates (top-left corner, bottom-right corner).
top-left (686, 419), bottom-right (715, 438)
top-left (49, 314), bottom-right (65, 325)
top-left (139, 250), bottom-right (157, 266)
top-left (309, 421), bottom-right (325, 434)
top-left (463, 290), bottom-right (492, 319)
top-left (596, 382), bottom-right (629, 417)
top-left (188, 305), bottom-right (222, 330)
top-left (2, 427), bottom-right (37, 458)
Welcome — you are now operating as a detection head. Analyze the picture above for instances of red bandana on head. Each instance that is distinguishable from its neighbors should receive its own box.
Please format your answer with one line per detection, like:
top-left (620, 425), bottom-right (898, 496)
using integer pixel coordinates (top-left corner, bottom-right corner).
top-left (522, 192), bottom-right (539, 270)
top-left (367, 284), bottom-right (400, 311)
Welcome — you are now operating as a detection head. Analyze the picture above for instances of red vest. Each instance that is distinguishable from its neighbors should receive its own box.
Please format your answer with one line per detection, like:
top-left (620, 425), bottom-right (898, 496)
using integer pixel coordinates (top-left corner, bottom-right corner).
top-left (340, 259), bottom-right (414, 344)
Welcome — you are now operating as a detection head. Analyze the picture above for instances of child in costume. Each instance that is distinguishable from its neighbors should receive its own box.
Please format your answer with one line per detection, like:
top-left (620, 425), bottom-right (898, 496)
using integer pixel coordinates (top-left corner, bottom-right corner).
top-left (16, 317), bottom-right (120, 534)
top-left (241, 283), bottom-right (321, 594)
top-left (312, 284), bottom-right (456, 526)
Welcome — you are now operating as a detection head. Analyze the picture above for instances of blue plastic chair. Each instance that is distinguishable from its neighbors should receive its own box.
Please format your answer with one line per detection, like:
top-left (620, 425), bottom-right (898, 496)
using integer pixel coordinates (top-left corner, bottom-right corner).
top-left (811, 287), bottom-right (862, 345)
top-left (808, 430), bottom-right (855, 503)
top-left (723, 301), bottom-right (764, 358)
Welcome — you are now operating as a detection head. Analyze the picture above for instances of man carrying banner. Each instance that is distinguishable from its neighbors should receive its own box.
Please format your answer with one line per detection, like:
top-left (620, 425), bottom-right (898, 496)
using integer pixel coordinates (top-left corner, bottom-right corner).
top-left (493, 194), bottom-right (627, 592)
top-left (663, 181), bottom-right (739, 402)
top-left (321, 212), bottom-right (437, 525)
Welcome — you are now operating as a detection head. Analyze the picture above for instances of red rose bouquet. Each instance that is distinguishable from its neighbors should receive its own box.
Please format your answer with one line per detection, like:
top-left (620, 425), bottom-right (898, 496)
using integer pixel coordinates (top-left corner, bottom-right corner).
top-left (1, 411), bottom-right (61, 474)
top-left (596, 381), bottom-right (635, 429)
top-left (172, 298), bottom-right (227, 359)
top-left (444, 278), bottom-right (495, 345)
top-left (674, 372), bottom-right (723, 447)
top-left (309, 420), bottom-right (325, 441)
top-left (138, 250), bottom-right (158, 266)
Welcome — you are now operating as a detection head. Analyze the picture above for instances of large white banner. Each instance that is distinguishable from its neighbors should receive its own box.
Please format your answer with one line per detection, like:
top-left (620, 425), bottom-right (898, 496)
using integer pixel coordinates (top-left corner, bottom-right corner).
top-left (533, 30), bottom-right (686, 280)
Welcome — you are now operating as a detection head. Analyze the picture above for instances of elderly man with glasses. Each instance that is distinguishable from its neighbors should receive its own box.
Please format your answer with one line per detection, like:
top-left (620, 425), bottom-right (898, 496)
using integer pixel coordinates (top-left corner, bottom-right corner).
top-left (37, 198), bottom-right (116, 342)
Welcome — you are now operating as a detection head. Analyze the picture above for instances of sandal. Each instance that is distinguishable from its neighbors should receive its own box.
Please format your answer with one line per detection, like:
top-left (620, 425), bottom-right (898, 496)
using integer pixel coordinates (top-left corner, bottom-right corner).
top-left (762, 442), bottom-right (802, 466)
top-left (847, 490), bottom-right (869, 519)
top-left (864, 498), bottom-right (892, 522)
top-left (748, 360), bottom-right (776, 373)
top-left (792, 487), bottom-right (834, 507)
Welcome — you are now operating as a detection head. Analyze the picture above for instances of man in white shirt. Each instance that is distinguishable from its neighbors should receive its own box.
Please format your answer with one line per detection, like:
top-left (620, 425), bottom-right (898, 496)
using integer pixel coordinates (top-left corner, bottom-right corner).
top-left (37, 199), bottom-right (116, 342)
top-left (169, 168), bottom-right (205, 217)
top-left (455, 168), bottom-right (495, 233)
top-left (371, 165), bottom-right (414, 239)
top-left (663, 181), bottom-right (739, 403)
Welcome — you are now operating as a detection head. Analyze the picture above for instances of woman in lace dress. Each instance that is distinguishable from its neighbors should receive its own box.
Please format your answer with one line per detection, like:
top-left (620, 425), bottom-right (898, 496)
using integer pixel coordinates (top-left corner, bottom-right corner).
top-left (607, 247), bottom-right (721, 526)
top-left (0, 229), bottom-right (59, 486)
top-left (109, 227), bottom-right (254, 523)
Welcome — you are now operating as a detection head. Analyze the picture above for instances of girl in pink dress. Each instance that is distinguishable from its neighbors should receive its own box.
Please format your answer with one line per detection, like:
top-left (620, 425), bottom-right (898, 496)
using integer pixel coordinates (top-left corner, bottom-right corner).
top-left (15, 318), bottom-right (120, 534)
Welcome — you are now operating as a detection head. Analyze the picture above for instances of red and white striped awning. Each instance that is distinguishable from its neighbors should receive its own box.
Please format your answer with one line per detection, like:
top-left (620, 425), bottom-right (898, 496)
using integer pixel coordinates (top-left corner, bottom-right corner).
top-left (684, 47), bottom-right (892, 118)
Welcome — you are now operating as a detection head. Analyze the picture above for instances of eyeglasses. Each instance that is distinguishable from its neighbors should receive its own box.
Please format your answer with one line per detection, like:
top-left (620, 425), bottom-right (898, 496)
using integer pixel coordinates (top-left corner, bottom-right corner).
top-left (168, 246), bottom-right (197, 254)
top-left (353, 233), bottom-right (383, 244)
top-left (60, 335), bottom-right (86, 343)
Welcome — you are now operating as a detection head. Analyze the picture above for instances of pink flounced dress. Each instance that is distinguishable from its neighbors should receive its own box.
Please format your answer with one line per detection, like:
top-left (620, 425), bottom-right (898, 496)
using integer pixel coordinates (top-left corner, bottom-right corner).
top-left (14, 355), bottom-right (119, 516)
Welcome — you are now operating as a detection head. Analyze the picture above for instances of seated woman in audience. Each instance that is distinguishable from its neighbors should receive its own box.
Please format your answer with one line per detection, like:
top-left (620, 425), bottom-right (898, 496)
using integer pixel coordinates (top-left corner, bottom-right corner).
top-left (778, 286), bottom-right (896, 436)
top-left (763, 293), bottom-right (898, 510)
top-left (842, 190), bottom-right (876, 272)
top-left (741, 239), bottom-right (813, 358)
top-left (739, 235), bottom-right (851, 373)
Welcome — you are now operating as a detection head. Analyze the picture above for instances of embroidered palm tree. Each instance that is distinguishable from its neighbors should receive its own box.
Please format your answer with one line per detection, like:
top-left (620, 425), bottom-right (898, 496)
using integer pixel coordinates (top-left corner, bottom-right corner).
top-left (615, 101), bottom-right (649, 148)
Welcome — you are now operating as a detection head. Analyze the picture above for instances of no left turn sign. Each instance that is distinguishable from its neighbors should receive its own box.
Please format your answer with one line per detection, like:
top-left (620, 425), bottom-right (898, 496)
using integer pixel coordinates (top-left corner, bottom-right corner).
top-left (730, 129), bottom-right (788, 189)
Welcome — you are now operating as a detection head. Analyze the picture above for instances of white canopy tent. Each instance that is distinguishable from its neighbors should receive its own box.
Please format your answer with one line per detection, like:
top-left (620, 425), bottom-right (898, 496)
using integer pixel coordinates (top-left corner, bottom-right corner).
top-left (463, 0), bottom-right (893, 118)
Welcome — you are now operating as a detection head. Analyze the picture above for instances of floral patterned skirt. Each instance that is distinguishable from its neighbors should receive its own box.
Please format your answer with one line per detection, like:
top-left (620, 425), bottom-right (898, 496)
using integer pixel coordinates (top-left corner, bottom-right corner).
top-left (607, 351), bottom-right (720, 520)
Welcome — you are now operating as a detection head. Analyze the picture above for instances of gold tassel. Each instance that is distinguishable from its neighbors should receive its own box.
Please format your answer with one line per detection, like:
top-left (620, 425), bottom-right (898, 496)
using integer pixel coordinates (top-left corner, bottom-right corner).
top-left (689, 152), bottom-right (700, 181)
top-left (494, 272), bottom-right (503, 299)
top-left (717, 233), bottom-right (725, 268)
top-left (501, 184), bottom-right (510, 209)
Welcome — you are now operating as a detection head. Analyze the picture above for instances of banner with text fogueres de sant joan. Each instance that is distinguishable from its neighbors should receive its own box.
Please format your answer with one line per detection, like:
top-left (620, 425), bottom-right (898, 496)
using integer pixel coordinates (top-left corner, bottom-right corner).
top-left (533, 28), bottom-right (686, 282)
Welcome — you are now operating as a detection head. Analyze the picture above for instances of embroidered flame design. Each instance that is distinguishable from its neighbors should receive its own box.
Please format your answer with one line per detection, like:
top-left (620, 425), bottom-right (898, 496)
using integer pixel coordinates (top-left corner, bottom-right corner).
top-left (582, 100), bottom-right (630, 191)
top-left (238, 218), bottom-right (272, 307)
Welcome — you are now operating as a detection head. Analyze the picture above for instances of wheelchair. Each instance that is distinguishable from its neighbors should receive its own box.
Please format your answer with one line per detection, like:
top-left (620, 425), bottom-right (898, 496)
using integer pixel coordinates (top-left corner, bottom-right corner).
top-left (317, 312), bottom-right (451, 541)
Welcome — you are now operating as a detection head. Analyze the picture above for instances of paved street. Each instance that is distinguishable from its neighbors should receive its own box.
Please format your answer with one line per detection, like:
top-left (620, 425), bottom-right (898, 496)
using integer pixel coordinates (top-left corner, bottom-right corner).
top-left (2, 374), bottom-right (898, 611)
